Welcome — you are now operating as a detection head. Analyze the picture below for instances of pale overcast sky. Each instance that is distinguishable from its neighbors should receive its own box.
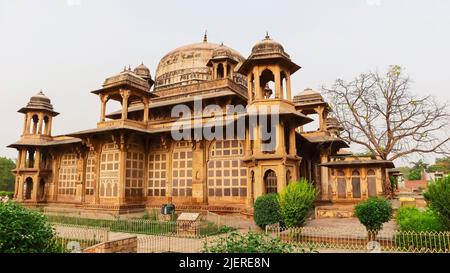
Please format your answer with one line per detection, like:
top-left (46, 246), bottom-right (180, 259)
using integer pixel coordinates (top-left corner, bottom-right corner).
top-left (0, 0), bottom-right (449, 165)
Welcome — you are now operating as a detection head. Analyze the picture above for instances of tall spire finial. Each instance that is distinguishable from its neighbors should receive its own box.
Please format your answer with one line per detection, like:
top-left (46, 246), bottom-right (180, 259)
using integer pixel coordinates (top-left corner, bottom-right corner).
top-left (265, 31), bottom-right (270, 39)
top-left (203, 30), bottom-right (208, 43)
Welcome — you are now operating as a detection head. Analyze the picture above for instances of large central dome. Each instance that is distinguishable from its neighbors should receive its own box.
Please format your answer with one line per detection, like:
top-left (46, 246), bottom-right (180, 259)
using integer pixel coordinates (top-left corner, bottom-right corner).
top-left (154, 40), bottom-right (244, 91)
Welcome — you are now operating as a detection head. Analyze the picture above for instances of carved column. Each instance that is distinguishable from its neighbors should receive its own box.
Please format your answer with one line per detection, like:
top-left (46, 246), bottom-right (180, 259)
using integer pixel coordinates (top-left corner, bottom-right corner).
top-left (120, 90), bottom-right (130, 120)
top-left (286, 72), bottom-right (292, 101)
top-left (100, 94), bottom-right (109, 122)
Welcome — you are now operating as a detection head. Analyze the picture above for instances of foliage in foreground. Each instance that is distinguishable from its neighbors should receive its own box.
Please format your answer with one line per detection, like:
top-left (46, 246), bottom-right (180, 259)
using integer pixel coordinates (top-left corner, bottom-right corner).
top-left (278, 179), bottom-right (318, 227)
top-left (0, 202), bottom-right (63, 253)
top-left (424, 175), bottom-right (450, 229)
top-left (354, 197), bottom-right (393, 233)
top-left (202, 231), bottom-right (303, 253)
top-left (396, 206), bottom-right (444, 232)
top-left (0, 157), bottom-right (15, 191)
top-left (253, 193), bottom-right (283, 229)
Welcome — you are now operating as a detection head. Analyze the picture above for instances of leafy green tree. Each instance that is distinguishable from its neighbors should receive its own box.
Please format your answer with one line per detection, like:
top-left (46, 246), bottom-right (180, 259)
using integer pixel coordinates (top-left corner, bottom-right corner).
top-left (407, 168), bottom-right (422, 180)
top-left (0, 157), bottom-right (15, 191)
top-left (354, 197), bottom-right (393, 240)
top-left (424, 175), bottom-right (450, 229)
top-left (253, 193), bottom-right (283, 229)
top-left (278, 179), bottom-right (318, 227)
top-left (0, 202), bottom-right (63, 253)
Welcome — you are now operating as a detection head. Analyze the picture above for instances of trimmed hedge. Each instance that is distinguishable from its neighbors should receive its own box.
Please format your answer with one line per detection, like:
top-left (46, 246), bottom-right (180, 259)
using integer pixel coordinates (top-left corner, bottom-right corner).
top-left (0, 191), bottom-right (13, 198)
top-left (354, 197), bottom-right (393, 232)
top-left (253, 193), bottom-right (283, 229)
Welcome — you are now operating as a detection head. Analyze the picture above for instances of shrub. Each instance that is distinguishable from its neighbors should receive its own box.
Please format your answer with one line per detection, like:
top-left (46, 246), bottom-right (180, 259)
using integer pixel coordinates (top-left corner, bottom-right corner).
top-left (396, 206), bottom-right (444, 232)
top-left (354, 197), bottom-right (393, 235)
top-left (0, 202), bottom-right (63, 253)
top-left (202, 231), bottom-right (295, 253)
top-left (424, 175), bottom-right (450, 229)
top-left (407, 168), bottom-right (422, 180)
top-left (0, 191), bottom-right (13, 198)
top-left (253, 193), bottom-right (283, 229)
top-left (278, 179), bottom-right (318, 227)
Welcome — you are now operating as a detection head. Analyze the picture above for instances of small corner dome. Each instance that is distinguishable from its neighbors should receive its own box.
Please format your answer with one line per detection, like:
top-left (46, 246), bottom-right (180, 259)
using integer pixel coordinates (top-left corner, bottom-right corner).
top-left (134, 63), bottom-right (151, 79)
top-left (251, 33), bottom-right (289, 58)
top-left (19, 90), bottom-right (58, 115)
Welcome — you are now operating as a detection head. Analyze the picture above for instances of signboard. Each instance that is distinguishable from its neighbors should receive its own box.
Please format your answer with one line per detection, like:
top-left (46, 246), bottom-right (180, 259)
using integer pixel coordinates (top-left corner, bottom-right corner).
top-left (177, 212), bottom-right (200, 222)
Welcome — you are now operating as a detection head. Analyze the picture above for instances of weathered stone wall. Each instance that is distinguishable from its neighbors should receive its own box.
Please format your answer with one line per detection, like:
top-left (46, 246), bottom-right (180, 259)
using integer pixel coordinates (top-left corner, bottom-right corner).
top-left (83, 236), bottom-right (137, 253)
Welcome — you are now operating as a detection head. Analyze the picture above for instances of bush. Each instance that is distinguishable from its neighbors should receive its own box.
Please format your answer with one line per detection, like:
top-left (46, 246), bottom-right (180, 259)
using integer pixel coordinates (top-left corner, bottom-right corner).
top-left (202, 231), bottom-right (295, 253)
top-left (0, 202), bottom-right (63, 253)
top-left (424, 175), bottom-right (450, 229)
top-left (354, 197), bottom-right (393, 233)
top-left (278, 179), bottom-right (318, 227)
top-left (253, 193), bottom-right (283, 229)
top-left (396, 206), bottom-right (444, 232)
top-left (0, 191), bottom-right (13, 198)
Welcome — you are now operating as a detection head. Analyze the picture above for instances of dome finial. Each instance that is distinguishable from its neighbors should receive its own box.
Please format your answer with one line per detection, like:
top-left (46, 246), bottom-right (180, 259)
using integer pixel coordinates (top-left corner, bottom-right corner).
top-left (203, 30), bottom-right (208, 43)
top-left (265, 31), bottom-right (270, 39)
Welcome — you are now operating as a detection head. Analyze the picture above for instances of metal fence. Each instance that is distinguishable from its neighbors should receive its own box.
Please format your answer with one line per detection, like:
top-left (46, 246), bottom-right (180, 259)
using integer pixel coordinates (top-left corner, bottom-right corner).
top-left (137, 235), bottom-right (210, 253)
top-left (53, 223), bottom-right (110, 252)
top-left (265, 224), bottom-right (450, 253)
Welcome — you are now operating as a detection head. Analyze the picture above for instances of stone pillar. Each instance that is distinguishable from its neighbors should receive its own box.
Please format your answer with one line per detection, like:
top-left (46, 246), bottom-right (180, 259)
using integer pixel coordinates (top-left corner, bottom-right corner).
top-left (274, 66), bottom-right (282, 99)
top-left (213, 63), bottom-right (218, 80)
top-left (120, 90), bottom-right (130, 120)
top-left (118, 145), bottom-right (127, 204)
top-left (143, 98), bottom-right (149, 123)
top-left (286, 72), bottom-right (292, 100)
top-left (320, 153), bottom-right (330, 201)
top-left (289, 126), bottom-right (296, 156)
top-left (191, 141), bottom-right (205, 204)
top-left (253, 67), bottom-right (261, 100)
top-left (94, 148), bottom-right (101, 204)
top-left (247, 73), bottom-right (253, 103)
top-left (16, 177), bottom-right (23, 201)
top-left (275, 121), bottom-right (286, 155)
top-left (38, 113), bottom-right (44, 135)
top-left (223, 62), bottom-right (228, 78)
top-left (31, 175), bottom-right (38, 201)
top-left (100, 94), bottom-right (109, 122)
top-left (25, 112), bottom-right (32, 135)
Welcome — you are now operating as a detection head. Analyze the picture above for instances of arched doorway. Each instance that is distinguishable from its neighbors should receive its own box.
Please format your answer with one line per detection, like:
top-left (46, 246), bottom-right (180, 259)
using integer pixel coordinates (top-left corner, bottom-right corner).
top-left (23, 177), bottom-right (33, 200)
top-left (264, 170), bottom-right (277, 194)
top-left (39, 179), bottom-right (45, 201)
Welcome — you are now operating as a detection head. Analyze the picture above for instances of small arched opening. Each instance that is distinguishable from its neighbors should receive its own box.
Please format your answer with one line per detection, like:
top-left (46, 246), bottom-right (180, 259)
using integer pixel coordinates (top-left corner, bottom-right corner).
top-left (260, 69), bottom-right (275, 99)
top-left (217, 63), bottom-right (224, 79)
top-left (23, 177), bottom-right (33, 200)
top-left (31, 114), bottom-right (39, 134)
top-left (226, 64), bottom-right (231, 78)
top-left (264, 169), bottom-right (277, 194)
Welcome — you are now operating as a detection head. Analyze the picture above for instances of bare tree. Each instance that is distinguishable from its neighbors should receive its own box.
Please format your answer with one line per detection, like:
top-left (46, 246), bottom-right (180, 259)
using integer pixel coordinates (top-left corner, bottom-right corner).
top-left (323, 65), bottom-right (450, 161)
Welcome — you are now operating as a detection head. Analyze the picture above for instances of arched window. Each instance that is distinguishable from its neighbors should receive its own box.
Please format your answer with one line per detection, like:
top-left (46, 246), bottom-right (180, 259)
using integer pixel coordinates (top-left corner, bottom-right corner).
top-left (336, 170), bottom-right (346, 198)
top-left (23, 177), bottom-right (33, 200)
top-left (58, 153), bottom-right (77, 195)
top-left (148, 150), bottom-right (167, 197)
top-left (352, 170), bottom-right (361, 198)
top-left (367, 169), bottom-right (377, 197)
top-left (172, 141), bottom-right (193, 197)
top-left (99, 143), bottom-right (119, 197)
top-left (208, 140), bottom-right (247, 198)
top-left (264, 170), bottom-right (277, 194)
top-left (226, 64), bottom-right (231, 78)
top-left (217, 63), bottom-right (224, 79)
top-left (125, 142), bottom-right (144, 199)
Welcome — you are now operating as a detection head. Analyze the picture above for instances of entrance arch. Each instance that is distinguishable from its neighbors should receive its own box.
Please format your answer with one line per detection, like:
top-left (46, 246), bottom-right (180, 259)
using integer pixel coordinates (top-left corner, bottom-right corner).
top-left (23, 177), bottom-right (33, 200)
top-left (264, 170), bottom-right (277, 194)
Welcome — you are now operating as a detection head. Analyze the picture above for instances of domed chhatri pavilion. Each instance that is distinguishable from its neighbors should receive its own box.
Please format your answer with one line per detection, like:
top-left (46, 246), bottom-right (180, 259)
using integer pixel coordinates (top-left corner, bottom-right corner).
top-left (8, 34), bottom-right (394, 216)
